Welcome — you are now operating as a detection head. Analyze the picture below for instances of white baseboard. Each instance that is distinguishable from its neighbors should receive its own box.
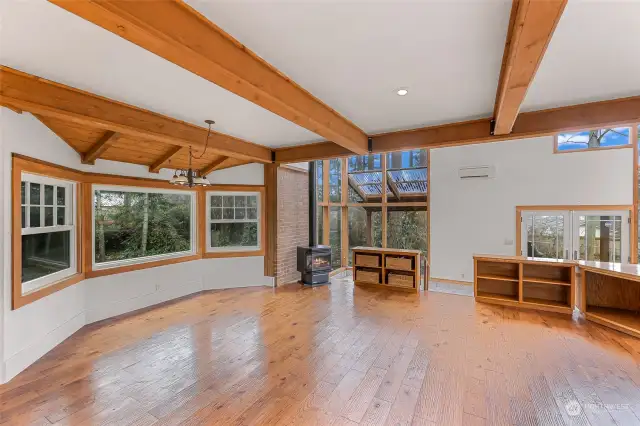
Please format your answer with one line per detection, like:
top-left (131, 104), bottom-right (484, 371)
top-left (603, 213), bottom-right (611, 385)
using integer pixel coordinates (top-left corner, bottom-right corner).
top-left (3, 310), bottom-right (86, 383)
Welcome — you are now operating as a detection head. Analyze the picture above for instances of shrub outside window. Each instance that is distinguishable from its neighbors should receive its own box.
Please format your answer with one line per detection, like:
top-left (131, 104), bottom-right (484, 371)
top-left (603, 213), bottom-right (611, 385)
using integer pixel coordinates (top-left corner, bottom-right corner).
top-left (21, 173), bottom-right (76, 294)
top-left (92, 186), bottom-right (196, 270)
top-left (207, 191), bottom-right (261, 252)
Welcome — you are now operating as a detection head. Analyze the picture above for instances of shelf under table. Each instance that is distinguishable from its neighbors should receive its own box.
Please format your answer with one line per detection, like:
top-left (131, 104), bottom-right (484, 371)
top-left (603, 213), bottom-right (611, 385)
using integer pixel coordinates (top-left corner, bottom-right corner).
top-left (586, 306), bottom-right (640, 338)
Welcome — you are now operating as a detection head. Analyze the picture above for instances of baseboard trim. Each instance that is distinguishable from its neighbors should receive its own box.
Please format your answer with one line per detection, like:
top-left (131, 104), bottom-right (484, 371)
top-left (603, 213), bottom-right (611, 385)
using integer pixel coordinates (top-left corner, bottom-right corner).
top-left (430, 277), bottom-right (473, 286)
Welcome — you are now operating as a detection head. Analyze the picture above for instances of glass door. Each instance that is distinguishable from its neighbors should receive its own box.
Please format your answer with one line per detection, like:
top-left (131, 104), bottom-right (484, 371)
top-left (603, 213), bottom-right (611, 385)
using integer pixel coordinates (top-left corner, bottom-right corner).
top-left (573, 211), bottom-right (629, 263)
top-left (521, 211), bottom-right (571, 259)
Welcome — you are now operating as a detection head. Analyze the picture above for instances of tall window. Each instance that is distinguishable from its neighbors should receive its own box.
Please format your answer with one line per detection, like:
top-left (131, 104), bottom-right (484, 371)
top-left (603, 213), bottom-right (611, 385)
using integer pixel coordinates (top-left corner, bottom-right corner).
top-left (207, 191), bottom-right (261, 252)
top-left (556, 127), bottom-right (630, 152)
top-left (21, 173), bottom-right (76, 294)
top-left (93, 186), bottom-right (195, 269)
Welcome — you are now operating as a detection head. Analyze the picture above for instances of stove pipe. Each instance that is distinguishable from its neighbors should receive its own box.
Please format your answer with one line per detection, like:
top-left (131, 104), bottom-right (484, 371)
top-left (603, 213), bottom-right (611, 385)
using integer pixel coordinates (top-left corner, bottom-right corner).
top-left (309, 161), bottom-right (317, 246)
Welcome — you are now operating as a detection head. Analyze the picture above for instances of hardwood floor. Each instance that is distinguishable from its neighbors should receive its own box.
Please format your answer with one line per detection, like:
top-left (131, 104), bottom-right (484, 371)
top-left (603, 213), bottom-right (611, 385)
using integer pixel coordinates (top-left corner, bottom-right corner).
top-left (2, 276), bottom-right (640, 425)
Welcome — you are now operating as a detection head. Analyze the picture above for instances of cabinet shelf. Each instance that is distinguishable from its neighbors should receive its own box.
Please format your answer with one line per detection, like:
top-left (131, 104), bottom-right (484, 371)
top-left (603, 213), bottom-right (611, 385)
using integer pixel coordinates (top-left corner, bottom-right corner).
top-left (477, 274), bottom-right (518, 283)
top-left (476, 292), bottom-right (518, 303)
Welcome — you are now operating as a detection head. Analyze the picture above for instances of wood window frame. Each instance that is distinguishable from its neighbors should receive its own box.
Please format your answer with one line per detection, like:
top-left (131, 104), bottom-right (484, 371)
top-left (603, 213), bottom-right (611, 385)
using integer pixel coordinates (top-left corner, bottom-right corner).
top-left (553, 126), bottom-right (634, 154)
top-left (317, 150), bottom-right (430, 270)
top-left (11, 154), bottom-right (267, 309)
top-left (12, 155), bottom-right (84, 309)
top-left (202, 186), bottom-right (266, 259)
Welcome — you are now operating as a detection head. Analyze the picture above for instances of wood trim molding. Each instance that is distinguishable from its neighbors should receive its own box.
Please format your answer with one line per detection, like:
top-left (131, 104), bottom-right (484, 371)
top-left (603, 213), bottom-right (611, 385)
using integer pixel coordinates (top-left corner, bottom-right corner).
top-left (86, 255), bottom-right (201, 279)
top-left (1, 66), bottom-right (272, 163)
top-left (48, 0), bottom-right (368, 154)
top-left (82, 130), bottom-right (120, 165)
top-left (632, 124), bottom-right (639, 264)
top-left (493, 0), bottom-right (567, 135)
top-left (149, 146), bottom-right (182, 173)
top-left (275, 96), bottom-right (640, 163)
top-left (263, 164), bottom-right (278, 277)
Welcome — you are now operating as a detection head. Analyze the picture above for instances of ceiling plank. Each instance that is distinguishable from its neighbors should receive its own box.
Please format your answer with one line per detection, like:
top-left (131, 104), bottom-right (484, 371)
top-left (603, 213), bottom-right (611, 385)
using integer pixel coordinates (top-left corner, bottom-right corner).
top-left (276, 95), bottom-right (640, 163)
top-left (493, 0), bottom-right (567, 135)
top-left (0, 66), bottom-right (272, 163)
top-left (149, 146), bottom-right (183, 173)
top-left (48, 0), bottom-right (368, 154)
top-left (32, 113), bottom-right (82, 156)
top-left (201, 156), bottom-right (230, 177)
top-left (82, 130), bottom-right (120, 165)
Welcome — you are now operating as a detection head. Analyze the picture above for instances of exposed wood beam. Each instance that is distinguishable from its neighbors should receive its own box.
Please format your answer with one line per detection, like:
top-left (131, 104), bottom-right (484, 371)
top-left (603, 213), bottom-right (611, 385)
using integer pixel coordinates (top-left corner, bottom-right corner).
top-left (49, 0), bottom-right (368, 155)
top-left (149, 146), bottom-right (182, 173)
top-left (1, 103), bottom-right (22, 114)
top-left (82, 130), bottom-right (120, 165)
top-left (32, 113), bottom-right (82, 156)
top-left (0, 66), bottom-right (272, 163)
top-left (276, 95), bottom-right (640, 163)
top-left (200, 156), bottom-right (229, 177)
top-left (493, 0), bottom-right (567, 135)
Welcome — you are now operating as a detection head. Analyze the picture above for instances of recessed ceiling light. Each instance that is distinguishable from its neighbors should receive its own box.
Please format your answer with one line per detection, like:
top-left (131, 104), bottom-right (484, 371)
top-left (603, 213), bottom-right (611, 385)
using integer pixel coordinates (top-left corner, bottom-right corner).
top-left (396, 88), bottom-right (408, 96)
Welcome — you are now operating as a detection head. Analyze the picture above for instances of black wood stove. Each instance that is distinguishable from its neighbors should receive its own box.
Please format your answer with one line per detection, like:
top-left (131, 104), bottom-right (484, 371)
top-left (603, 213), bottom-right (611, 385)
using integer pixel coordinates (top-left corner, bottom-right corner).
top-left (296, 162), bottom-right (331, 286)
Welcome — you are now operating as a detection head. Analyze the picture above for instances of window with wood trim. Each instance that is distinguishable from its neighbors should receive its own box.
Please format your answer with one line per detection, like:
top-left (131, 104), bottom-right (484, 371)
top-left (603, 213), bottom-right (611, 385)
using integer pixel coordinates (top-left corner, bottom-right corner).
top-left (93, 186), bottom-right (196, 270)
top-left (207, 191), bottom-right (261, 252)
top-left (20, 173), bottom-right (77, 294)
top-left (555, 127), bottom-right (630, 152)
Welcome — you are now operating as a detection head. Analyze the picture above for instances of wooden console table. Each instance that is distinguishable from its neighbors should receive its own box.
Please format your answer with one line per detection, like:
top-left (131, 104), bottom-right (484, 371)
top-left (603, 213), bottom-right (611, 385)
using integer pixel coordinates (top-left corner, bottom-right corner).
top-left (474, 255), bottom-right (576, 315)
top-left (579, 261), bottom-right (640, 338)
top-left (352, 247), bottom-right (422, 293)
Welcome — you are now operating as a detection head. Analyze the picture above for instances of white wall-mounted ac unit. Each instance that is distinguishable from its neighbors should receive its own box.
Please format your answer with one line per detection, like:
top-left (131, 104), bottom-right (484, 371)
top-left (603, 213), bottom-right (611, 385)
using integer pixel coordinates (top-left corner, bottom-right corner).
top-left (458, 165), bottom-right (495, 179)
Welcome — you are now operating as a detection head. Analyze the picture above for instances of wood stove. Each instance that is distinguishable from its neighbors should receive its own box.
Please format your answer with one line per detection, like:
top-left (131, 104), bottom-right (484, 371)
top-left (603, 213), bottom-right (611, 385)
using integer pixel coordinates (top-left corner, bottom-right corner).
top-left (297, 161), bottom-right (331, 286)
top-left (297, 245), bottom-right (331, 285)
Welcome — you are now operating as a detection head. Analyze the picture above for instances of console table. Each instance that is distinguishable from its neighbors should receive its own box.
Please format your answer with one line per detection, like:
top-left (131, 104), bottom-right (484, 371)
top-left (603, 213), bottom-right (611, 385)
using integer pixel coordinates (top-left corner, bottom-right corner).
top-left (579, 261), bottom-right (640, 338)
top-left (352, 247), bottom-right (423, 293)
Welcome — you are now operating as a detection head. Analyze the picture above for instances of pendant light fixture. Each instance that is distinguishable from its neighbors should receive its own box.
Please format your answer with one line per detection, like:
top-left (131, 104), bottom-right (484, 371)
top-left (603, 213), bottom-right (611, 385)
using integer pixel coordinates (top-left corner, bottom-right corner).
top-left (170, 119), bottom-right (215, 187)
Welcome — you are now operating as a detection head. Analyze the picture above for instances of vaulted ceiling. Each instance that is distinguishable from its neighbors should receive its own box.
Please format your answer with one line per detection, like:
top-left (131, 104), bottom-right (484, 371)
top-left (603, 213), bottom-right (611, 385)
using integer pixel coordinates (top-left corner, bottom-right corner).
top-left (1, 0), bottom-right (639, 172)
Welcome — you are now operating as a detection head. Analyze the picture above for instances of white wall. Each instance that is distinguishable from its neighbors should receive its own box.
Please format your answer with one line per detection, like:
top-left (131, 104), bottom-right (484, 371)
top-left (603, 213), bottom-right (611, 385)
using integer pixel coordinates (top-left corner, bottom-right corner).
top-left (430, 136), bottom-right (633, 282)
top-left (1, 111), bottom-right (270, 383)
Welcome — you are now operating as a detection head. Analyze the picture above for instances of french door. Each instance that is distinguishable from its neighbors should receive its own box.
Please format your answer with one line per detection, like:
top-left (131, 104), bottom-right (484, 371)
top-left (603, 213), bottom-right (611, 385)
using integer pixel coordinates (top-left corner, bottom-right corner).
top-left (520, 209), bottom-right (630, 263)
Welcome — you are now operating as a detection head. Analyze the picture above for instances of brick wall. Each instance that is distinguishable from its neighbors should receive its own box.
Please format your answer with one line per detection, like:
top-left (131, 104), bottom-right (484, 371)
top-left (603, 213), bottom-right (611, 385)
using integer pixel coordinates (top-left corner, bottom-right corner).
top-left (276, 166), bottom-right (309, 285)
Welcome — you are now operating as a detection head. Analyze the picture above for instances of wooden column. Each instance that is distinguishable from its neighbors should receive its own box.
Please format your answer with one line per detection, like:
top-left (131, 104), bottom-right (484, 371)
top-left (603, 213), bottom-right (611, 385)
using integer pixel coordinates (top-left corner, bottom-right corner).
top-left (632, 124), bottom-right (638, 264)
top-left (264, 163), bottom-right (278, 278)
top-left (341, 158), bottom-right (348, 266)
top-left (381, 154), bottom-right (388, 248)
top-left (322, 160), bottom-right (330, 246)
top-left (366, 210), bottom-right (372, 246)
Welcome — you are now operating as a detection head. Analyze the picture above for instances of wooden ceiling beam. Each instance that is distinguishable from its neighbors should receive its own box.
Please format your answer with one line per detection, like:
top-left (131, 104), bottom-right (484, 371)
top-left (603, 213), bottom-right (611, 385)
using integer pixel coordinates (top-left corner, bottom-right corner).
top-left (0, 66), bottom-right (272, 163)
top-left (275, 95), bottom-right (640, 163)
top-left (200, 156), bottom-right (230, 177)
top-left (492, 0), bottom-right (567, 135)
top-left (48, 0), bottom-right (368, 154)
top-left (149, 146), bottom-right (182, 173)
top-left (32, 113), bottom-right (82, 156)
top-left (81, 130), bottom-right (120, 165)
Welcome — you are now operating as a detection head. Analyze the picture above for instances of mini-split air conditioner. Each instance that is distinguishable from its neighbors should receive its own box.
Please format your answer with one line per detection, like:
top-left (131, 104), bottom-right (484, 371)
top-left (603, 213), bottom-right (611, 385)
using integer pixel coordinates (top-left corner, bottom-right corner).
top-left (458, 165), bottom-right (495, 179)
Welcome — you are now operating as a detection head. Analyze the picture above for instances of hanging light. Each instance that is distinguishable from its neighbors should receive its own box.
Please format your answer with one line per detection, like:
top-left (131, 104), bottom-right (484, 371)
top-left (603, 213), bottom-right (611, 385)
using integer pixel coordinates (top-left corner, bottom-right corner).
top-left (170, 119), bottom-right (215, 188)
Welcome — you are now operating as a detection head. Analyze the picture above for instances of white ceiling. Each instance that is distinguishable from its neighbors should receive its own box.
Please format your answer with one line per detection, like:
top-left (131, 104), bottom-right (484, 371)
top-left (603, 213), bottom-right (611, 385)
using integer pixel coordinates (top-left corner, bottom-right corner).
top-left (187, 0), bottom-right (512, 135)
top-left (0, 0), bottom-right (319, 147)
top-left (522, 0), bottom-right (640, 111)
top-left (1, 0), bottom-right (639, 149)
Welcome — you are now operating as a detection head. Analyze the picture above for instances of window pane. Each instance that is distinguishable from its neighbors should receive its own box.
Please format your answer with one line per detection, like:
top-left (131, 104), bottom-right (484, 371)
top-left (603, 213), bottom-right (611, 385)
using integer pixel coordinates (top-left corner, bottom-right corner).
top-left (211, 195), bottom-right (222, 208)
top-left (21, 206), bottom-right (26, 228)
top-left (211, 207), bottom-right (222, 220)
top-left (223, 195), bottom-right (234, 207)
top-left (235, 195), bottom-right (246, 207)
top-left (348, 154), bottom-right (384, 204)
top-left (348, 206), bottom-right (382, 265)
top-left (45, 207), bottom-right (54, 226)
top-left (44, 185), bottom-right (54, 205)
top-left (329, 159), bottom-right (342, 203)
top-left (316, 161), bottom-right (324, 203)
top-left (21, 182), bottom-right (26, 204)
top-left (386, 149), bottom-right (428, 169)
top-left (527, 215), bottom-right (563, 259)
top-left (94, 190), bottom-right (192, 264)
top-left (557, 127), bottom-right (630, 151)
top-left (211, 222), bottom-right (258, 247)
top-left (30, 207), bottom-right (41, 227)
top-left (57, 207), bottom-right (65, 226)
top-left (579, 215), bottom-right (622, 263)
top-left (30, 183), bottom-right (41, 205)
top-left (247, 208), bottom-right (258, 220)
top-left (329, 206), bottom-right (341, 269)
top-left (235, 208), bottom-right (246, 220)
top-left (387, 149), bottom-right (427, 203)
top-left (317, 205), bottom-right (324, 245)
top-left (386, 207), bottom-right (428, 260)
top-left (22, 231), bottom-right (71, 284)
top-left (57, 187), bottom-right (66, 206)
top-left (247, 196), bottom-right (257, 208)
top-left (223, 208), bottom-right (234, 220)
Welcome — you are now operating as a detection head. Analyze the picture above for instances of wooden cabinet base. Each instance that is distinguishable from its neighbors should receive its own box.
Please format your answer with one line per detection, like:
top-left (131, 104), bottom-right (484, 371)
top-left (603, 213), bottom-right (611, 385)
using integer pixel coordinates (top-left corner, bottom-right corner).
top-left (352, 247), bottom-right (422, 293)
top-left (354, 280), bottom-right (418, 293)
